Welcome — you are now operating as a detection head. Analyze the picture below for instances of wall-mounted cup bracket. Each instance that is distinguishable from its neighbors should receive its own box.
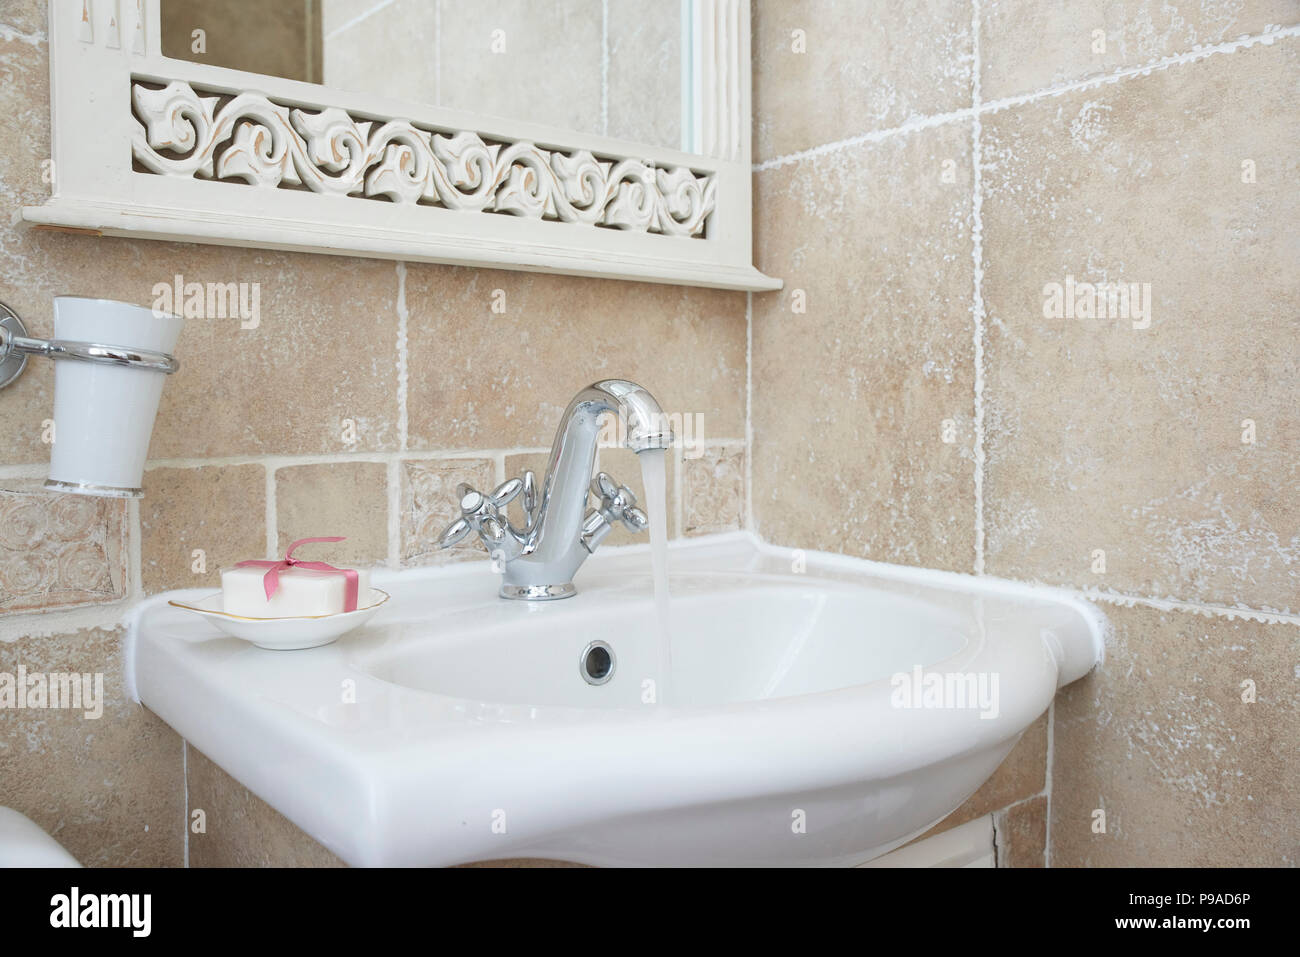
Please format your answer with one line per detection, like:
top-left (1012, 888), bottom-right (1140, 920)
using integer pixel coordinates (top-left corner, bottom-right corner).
top-left (0, 304), bottom-right (29, 389)
top-left (0, 301), bottom-right (181, 389)
top-left (1, 297), bottom-right (184, 498)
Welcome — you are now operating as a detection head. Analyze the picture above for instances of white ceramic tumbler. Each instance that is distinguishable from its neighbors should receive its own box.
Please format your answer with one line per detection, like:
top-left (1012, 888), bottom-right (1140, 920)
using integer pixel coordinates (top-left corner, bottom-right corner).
top-left (45, 297), bottom-right (184, 498)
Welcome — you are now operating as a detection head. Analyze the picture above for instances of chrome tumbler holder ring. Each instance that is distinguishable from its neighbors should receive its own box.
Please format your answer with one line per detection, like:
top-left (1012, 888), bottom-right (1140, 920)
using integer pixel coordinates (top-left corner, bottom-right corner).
top-left (0, 301), bottom-right (180, 389)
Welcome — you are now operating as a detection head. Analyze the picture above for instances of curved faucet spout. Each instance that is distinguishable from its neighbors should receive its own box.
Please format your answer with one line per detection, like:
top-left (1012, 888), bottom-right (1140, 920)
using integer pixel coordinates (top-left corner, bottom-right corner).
top-left (563, 379), bottom-right (674, 454)
top-left (518, 380), bottom-right (672, 588)
top-left (434, 379), bottom-right (674, 600)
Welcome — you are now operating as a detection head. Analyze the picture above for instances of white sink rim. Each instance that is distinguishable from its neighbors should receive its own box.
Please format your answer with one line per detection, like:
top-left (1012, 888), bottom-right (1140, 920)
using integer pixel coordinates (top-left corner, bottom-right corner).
top-left (127, 532), bottom-right (1106, 867)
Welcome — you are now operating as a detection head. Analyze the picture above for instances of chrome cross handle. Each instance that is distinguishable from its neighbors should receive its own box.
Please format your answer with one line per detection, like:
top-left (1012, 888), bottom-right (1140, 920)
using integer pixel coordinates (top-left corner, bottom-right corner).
top-left (580, 472), bottom-right (649, 552)
top-left (436, 479), bottom-right (532, 562)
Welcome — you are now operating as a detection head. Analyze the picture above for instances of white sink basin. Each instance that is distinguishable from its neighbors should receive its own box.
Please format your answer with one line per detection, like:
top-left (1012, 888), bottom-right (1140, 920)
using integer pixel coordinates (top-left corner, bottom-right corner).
top-left (129, 533), bottom-right (1104, 867)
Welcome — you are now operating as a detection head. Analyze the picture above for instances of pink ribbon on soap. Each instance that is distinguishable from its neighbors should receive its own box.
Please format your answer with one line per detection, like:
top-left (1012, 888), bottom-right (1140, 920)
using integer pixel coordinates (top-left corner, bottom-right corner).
top-left (235, 537), bottom-right (360, 612)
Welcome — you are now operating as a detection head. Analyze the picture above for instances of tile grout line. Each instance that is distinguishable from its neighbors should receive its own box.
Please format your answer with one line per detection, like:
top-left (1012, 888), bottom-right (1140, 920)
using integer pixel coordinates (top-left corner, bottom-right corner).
top-left (263, 462), bottom-right (276, 558)
top-left (391, 261), bottom-right (410, 568)
top-left (0, 604), bottom-right (132, 642)
top-left (0, 23), bottom-right (46, 46)
top-left (970, 0), bottom-right (986, 577)
top-left (126, 498), bottom-right (143, 604)
top-left (386, 459), bottom-right (402, 568)
top-left (323, 0), bottom-right (397, 41)
top-left (0, 449), bottom-right (543, 476)
top-left (981, 23), bottom-right (1300, 115)
top-left (752, 24), bottom-right (1300, 172)
top-left (0, 440), bottom-right (752, 478)
top-left (999, 788), bottom-right (1050, 812)
top-left (754, 107), bottom-right (974, 171)
top-left (395, 262), bottom-right (409, 452)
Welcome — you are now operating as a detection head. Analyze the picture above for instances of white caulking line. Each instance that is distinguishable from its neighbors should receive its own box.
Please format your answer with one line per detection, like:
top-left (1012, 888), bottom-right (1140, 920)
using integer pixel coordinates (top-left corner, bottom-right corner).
top-left (971, 0), bottom-right (986, 578)
top-left (323, 0), bottom-right (398, 41)
top-left (753, 25), bottom-right (1300, 172)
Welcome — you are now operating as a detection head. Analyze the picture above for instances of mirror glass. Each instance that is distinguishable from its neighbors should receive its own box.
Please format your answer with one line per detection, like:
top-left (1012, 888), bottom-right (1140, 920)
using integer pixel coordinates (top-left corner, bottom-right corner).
top-left (161, 0), bottom-right (687, 151)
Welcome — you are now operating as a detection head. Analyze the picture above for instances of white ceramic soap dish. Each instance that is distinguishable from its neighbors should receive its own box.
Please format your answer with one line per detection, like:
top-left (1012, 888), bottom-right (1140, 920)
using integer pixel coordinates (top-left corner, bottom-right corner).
top-left (168, 588), bottom-right (390, 650)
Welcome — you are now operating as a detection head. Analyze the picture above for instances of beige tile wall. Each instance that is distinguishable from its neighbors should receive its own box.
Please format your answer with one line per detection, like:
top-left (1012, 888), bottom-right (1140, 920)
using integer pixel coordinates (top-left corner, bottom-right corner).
top-left (981, 39), bottom-right (1300, 609)
top-left (751, 0), bottom-right (1300, 866)
top-left (3, 0), bottom-right (1295, 869)
top-left (752, 0), bottom-right (973, 160)
top-left (0, 1), bottom-right (747, 867)
top-left (979, 0), bottom-right (1296, 100)
top-left (1052, 604), bottom-right (1298, 866)
top-left (0, 627), bottom-right (183, 867)
top-left (751, 123), bottom-right (977, 572)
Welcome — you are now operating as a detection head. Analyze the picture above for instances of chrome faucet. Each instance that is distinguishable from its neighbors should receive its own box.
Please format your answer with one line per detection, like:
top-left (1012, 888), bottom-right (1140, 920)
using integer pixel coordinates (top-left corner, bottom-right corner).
top-left (436, 380), bottom-right (673, 600)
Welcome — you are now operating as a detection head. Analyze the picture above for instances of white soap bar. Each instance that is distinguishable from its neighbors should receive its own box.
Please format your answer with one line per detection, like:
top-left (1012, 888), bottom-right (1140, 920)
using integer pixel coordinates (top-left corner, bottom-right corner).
top-left (220, 565), bottom-right (371, 618)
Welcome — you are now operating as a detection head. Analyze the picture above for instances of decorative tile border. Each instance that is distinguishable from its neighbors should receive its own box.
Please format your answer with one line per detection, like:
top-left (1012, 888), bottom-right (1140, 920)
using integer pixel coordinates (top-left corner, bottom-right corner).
top-left (399, 458), bottom-right (495, 567)
top-left (0, 490), bottom-right (127, 614)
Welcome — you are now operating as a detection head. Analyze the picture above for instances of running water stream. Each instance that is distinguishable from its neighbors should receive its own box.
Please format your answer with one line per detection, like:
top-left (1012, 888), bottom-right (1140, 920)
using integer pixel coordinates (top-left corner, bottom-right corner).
top-left (639, 449), bottom-right (672, 704)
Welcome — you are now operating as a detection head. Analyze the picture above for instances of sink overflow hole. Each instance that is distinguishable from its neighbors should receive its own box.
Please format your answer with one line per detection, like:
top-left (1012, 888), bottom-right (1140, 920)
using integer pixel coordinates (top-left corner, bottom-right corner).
top-left (579, 641), bottom-right (615, 685)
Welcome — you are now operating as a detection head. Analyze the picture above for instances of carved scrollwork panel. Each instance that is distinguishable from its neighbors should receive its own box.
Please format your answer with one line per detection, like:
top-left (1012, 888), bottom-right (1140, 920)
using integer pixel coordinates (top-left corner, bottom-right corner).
top-left (130, 79), bottom-right (715, 237)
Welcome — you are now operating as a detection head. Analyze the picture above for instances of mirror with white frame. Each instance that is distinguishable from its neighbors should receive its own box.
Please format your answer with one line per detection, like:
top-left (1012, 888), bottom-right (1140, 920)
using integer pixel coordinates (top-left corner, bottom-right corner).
top-left (25, 0), bottom-right (777, 291)
top-left (161, 1), bottom-right (689, 153)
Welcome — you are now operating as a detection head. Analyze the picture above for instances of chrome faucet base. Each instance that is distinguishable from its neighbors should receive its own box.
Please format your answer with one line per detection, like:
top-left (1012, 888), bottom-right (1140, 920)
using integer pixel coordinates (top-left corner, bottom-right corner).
top-left (499, 582), bottom-right (576, 601)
